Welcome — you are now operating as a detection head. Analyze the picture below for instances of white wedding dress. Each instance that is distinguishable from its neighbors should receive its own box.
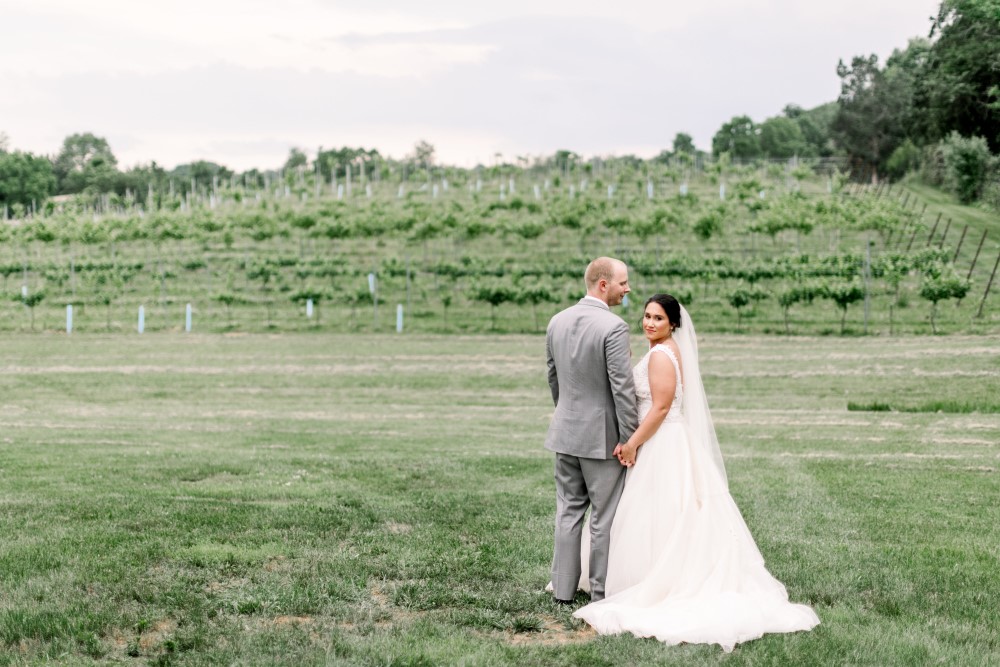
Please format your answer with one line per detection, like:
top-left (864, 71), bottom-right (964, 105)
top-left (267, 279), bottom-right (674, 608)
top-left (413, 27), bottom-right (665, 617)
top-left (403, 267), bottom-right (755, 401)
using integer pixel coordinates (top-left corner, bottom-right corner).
top-left (573, 339), bottom-right (820, 652)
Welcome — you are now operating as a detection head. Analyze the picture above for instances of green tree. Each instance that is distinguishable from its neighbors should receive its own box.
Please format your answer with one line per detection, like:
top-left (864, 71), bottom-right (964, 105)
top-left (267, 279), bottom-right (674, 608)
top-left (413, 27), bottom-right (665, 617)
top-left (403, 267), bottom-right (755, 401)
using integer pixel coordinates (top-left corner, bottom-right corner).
top-left (469, 281), bottom-right (516, 330)
top-left (509, 220), bottom-right (546, 241)
top-left (939, 132), bottom-right (994, 203)
top-left (409, 140), bottom-right (436, 170)
top-left (727, 286), bottom-right (767, 331)
top-left (749, 196), bottom-right (815, 243)
top-left (116, 161), bottom-right (169, 204)
top-left (515, 280), bottom-right (559, 331)
top-left (673, 133), bottom-right (696, 155)
top-left (693, 209), bottom-right (724, 240)
top-left (170, 161), bottom-right (233, 194)
top-left (291, 288), bottom-right (329, 324)
top-left (315, 147), bottom-right (381, 181)
top-left (831, 50), bottom-right (920, 181)
top-left (784, 103), bottom-right (838, 156)
top-left (873, 253), bottom-right (913, 305)
top-left (53, 132), bottom-right (119, 194)
top-left (920, 266), bottom-right (972, 333)
top-left (213, 292), bottom-right (244, 328)
top-left (345, 285), bottom-right (383, 329)
top-left (885, 140), bottom-right (922, 180)
top-left (18, 290), bottom-right (45, 331)
top-left (90, 266), bottom-right (138, 331)
top-left (759, 117), bottom-right (812, 158)
top-left (246, 259), bottom-right (281, 327)
top-left (712, 115), bottom-right (761, 159)
top-left (884, 37), bottom-right (933, 138)
top-left (0, 263), bottom-right (20, 292)
top-left (922, 0), bottom-right (1000, 152)
top-left (551, 150), bottom-right (580, 172)
top-left (777, 284), bottom-right (821, 334)
top-left (0, 151), bottom-right (56, 209)
top-left (439, 292), bottom-right (453, 330)
top-left (822, 281), bottom-right (865, 334)
top-left (284, 148), bottom-right (308, 172)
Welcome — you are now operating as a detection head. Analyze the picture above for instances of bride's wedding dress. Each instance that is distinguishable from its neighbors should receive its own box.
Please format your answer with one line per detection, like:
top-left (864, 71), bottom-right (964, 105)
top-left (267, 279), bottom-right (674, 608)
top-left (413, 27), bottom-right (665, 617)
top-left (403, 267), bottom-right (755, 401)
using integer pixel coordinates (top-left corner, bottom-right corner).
top-left (574, 311), bottom-right (819, 652)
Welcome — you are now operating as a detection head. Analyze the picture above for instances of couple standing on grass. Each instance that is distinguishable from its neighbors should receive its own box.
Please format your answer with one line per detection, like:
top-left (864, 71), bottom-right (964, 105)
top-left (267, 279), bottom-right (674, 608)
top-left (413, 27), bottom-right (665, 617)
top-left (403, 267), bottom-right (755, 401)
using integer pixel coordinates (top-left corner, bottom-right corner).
top-left (543, 256), bottom-right (819, 652)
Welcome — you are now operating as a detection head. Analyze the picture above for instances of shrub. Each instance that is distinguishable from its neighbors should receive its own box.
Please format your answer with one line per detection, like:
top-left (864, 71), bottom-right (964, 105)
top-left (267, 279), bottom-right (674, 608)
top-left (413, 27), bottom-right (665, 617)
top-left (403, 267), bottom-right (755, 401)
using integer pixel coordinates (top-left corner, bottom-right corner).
top-left (981, 163), bottom-right (1000, 212)
top-left (920, 142), bottom-right (947, 186)
top-left (885, 140), bottom-right (921, 181)
top-left (693, 210), bottom-right (723, 240)
top-left (821, 281), bottom-right (864, 334)
top-left (919, 265), bottom-right (971, 334)
top-left (940, 132), bottom-right (993, 204)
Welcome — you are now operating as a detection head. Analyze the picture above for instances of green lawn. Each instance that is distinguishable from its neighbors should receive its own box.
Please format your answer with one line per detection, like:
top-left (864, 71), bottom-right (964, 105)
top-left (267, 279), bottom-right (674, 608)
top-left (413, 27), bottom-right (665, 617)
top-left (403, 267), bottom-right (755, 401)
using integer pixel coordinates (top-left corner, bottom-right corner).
top-left (1, 333), bottom-right (998, 665)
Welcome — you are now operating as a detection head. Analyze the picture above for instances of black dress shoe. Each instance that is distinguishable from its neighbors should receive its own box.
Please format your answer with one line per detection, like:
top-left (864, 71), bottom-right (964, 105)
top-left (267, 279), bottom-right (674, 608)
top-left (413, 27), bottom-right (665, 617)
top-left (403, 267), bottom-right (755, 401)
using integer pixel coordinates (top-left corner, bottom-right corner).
top-left (553, 598), bottom-right (575, 606)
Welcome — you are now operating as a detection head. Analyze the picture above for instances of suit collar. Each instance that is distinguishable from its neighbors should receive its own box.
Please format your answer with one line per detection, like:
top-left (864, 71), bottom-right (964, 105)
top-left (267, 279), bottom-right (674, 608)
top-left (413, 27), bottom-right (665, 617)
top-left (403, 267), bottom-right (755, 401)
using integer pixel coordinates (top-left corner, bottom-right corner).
top-left (578, 295), bottom-right (610, 311)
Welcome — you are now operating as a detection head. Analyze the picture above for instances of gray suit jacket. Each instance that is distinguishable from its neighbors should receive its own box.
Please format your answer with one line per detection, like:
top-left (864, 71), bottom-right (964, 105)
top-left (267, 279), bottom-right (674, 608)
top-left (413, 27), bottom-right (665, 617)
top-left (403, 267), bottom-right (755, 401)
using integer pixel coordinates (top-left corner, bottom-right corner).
top-left (544, 298), bottom-right (639, 459)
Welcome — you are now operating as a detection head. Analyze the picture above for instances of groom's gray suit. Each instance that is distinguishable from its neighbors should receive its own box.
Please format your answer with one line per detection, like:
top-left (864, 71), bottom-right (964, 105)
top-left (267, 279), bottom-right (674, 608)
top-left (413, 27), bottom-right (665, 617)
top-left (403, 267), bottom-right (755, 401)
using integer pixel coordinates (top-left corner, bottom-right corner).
top-left (545, 296), bottom-right (638, 601)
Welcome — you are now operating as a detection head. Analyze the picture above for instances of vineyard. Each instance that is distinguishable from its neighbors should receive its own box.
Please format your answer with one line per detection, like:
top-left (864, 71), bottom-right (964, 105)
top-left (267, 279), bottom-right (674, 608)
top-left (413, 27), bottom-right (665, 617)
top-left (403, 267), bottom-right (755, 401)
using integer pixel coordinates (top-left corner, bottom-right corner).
top-left (1, 160), bottom-right (997, 335)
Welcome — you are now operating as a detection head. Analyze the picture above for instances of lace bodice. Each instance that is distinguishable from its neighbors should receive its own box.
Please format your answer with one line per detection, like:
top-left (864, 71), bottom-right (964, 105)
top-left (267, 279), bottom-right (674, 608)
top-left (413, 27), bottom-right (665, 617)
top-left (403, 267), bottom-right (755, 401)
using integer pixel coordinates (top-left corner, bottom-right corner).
top-left (634, 344), bottom-right (683, 423)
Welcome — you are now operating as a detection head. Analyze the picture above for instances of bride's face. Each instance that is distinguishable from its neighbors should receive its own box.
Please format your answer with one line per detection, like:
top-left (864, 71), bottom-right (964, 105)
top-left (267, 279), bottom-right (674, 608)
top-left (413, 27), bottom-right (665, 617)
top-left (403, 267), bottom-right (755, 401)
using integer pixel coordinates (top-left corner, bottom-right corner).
top-left (642, 302), bottom-right (672, 345)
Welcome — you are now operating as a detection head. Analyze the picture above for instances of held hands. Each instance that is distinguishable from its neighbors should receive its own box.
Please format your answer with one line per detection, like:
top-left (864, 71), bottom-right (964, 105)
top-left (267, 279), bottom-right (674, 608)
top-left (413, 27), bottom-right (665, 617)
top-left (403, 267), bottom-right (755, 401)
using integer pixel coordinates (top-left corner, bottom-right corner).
top-left (614, 442), bottom-right (638, 467)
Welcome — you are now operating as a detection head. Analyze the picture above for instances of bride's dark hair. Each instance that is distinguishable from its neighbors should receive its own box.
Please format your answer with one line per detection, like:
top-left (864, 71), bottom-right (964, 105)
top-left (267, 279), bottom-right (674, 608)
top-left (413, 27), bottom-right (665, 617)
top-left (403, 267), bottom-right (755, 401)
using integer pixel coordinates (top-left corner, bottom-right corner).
top-left (642, 294), bottom-right (682, 330)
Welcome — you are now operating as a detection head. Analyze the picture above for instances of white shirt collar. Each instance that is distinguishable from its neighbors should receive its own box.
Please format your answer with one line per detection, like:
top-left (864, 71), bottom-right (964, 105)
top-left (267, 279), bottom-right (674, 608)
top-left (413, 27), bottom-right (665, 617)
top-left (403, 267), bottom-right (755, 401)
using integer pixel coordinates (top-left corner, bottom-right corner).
top-left (581, 295), bottom-right (607, 306)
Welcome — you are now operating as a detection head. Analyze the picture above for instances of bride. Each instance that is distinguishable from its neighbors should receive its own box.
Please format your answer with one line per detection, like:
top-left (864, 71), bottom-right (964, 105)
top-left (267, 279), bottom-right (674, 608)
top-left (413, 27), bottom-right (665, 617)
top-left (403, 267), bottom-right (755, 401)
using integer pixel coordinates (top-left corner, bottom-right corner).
top-left (572, 294), bottom-right (820, 652)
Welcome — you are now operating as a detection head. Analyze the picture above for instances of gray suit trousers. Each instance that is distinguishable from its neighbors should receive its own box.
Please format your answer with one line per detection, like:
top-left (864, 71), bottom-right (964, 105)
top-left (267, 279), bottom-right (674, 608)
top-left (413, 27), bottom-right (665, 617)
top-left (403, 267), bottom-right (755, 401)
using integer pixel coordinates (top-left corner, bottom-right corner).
top-left (551, 453), bottom-right (626, 602)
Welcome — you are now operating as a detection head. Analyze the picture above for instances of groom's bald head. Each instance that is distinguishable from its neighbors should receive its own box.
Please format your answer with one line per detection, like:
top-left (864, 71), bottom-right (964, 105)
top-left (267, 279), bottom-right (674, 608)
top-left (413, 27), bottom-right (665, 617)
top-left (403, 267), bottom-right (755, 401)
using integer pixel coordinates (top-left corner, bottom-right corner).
top-left (585, 257), bottom-right (630, 306)
top-left (585, 257), bottom-right (624, 290)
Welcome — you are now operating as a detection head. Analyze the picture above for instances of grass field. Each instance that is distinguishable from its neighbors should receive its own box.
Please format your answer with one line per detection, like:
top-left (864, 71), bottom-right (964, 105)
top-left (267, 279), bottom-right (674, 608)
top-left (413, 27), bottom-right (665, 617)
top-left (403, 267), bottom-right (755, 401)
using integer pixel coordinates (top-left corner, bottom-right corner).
top-left (1, 332), bottom-right (998, 665)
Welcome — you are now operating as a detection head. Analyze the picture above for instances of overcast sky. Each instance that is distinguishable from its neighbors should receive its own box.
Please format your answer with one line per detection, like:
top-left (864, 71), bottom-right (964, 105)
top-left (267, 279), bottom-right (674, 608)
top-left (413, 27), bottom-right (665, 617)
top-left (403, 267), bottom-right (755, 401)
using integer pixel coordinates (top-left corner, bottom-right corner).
top-left (1, 0), bottom-right (941, 171)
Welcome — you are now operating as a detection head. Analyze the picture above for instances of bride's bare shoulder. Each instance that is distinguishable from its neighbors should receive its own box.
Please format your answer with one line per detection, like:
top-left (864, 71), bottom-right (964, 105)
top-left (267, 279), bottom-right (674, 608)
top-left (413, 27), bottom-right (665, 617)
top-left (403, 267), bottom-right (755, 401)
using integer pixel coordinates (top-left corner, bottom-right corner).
top-left (647, 345), bottom-right (677, 376)
top-left (653, 340), bottom-right (684, 379)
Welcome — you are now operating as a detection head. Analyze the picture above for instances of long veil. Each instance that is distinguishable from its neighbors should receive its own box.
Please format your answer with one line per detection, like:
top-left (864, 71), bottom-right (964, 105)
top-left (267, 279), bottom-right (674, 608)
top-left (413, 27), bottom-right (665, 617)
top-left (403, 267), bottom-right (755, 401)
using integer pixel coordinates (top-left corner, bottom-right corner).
top-left (675, 304), bottom-right (728, 488)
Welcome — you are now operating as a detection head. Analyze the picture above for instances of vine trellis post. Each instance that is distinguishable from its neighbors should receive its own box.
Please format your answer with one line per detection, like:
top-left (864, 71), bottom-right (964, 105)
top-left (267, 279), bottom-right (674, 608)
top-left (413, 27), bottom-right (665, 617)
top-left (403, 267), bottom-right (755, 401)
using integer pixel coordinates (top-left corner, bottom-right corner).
top-left (975, 249), bottom-right (1000, 319)
top-left (952, 225), bottom-right (969, 263)
top-left (863, 238), bottom-right (871, 334)
top-left (926, 213), bottom-right (942, 246)
top-left (967, 231), bottom-right (988, 280)
top-left (938, 218), bottom-right (952, 249)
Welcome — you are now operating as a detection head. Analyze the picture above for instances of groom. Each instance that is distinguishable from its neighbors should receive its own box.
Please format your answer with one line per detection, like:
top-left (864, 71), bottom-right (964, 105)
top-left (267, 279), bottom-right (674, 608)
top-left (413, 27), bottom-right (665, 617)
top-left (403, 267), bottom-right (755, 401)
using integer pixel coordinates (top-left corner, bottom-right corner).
top-left (545, 257), bottom-right (638, 603)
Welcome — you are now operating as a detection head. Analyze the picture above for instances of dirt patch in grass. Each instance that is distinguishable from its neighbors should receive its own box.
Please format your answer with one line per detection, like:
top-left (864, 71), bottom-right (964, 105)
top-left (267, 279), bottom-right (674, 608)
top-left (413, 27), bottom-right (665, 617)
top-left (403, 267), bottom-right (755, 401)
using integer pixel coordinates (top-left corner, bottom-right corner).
top-left (272, 615), bottom-right (314, 627)
top-left (205, 577), bottom-right (250, 594)
top-left (385, 521), bottom-right (413, 534)
top-left (369, 583), bottom-right (393, 608)
top-left (139, 618), bottom-right (178, 651)
top-left (504, 615), bottom-right (596, 646)
top-left (264, 556), bottom-right (290, 572)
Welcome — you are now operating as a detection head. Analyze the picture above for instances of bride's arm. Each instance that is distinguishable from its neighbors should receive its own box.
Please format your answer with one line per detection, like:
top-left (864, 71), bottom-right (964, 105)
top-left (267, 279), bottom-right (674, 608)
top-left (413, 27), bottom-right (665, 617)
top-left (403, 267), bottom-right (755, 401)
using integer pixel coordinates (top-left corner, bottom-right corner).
top-left (617, 352), bottom-right (676, 467)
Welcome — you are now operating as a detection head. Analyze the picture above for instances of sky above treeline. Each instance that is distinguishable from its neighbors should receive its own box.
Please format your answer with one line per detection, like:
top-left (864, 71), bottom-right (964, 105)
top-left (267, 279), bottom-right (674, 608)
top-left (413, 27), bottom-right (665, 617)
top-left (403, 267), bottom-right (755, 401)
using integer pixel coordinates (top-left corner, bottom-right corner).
top-left (1, 0), bottom-right (942, 171)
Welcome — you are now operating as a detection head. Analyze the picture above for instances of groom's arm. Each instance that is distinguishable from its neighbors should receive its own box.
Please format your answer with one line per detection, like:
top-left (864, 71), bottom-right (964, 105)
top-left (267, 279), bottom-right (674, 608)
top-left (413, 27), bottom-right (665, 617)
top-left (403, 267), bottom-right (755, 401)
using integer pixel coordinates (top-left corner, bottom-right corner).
top-left (605, 322), bottom-right (638, 443)
top-left (546, 328), bottom-right (559, 406)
